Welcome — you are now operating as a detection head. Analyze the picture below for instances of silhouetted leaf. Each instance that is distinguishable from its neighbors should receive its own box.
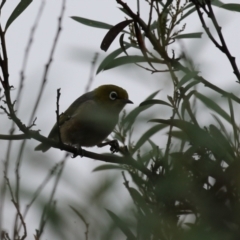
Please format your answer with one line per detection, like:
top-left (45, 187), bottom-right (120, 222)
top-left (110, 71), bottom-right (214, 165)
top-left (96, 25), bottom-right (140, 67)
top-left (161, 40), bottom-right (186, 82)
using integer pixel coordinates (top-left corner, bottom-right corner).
top-left (209, 124), bottom-right (235, 158)
top-left (221, 4), bottom-right (240, 12)
top-left (5, 0), bottom-right (33, 31)
top-left (101, 20), bottom-right (133, 51)
top-left (71, 16), bottom-right (114, 30)
top-left (177, 72), bottom-right (198, 89)
top-left (92, 164), bottom-right (124, 172)
top-left (150, 20), bottom-right (158, 31)
top-left (176, 6), bottom-right (196, 24)
top-left (106, 209), bottom-right (136, 240)
top-left (118, 7), bottom-right (131, 17)
top-left (128, 188), bottom-right (151, 215)
top-left (170, 130), bottom-right (188, 141)
top-left (123, 90), bottom-right (160, 131)
top-left (133, 124), bottom-right (167, 154)
top-left (211, 0), bottom-right (225, 7)
top-left (96, 43), bottom-right (132, 74)
top-left (162, 0), bottom-right (174, 14)
top-left (103, 55), bottom-right (161, 71)
top-left (139, 99), bottom-right (172, 108)
top-left (195, 92), bottom-right (231, 123)
top-left (150, 119), bottom-right (234, 163)
top-left (69, 206), bottom-right (88, 226)
top-left (183, 80), bottom-right (200, 93)
top-left (181, 90), bottom-right (195, 119)
top-left (174, 32), bottom-right (203, 39)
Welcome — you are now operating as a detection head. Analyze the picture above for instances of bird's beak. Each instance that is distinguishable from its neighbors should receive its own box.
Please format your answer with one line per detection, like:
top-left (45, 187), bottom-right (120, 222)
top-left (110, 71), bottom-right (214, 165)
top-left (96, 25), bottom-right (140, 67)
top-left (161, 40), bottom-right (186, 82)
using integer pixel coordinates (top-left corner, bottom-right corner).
top-left (122, 99), bottom-right (133, 104)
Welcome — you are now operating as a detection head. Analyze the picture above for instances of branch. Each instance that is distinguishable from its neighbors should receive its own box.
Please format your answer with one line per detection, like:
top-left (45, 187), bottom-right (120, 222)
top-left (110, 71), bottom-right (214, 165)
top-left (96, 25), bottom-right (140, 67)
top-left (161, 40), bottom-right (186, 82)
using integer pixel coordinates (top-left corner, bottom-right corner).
top-left (191, 0), bottom-right (240, 82)
top-left (56, 88), bottom-right (62, 144)
top-left (174, 61), bottom-right (240, 104)
top-left (29, 0), bottom-right (65, 124)
top-left (0, 128), bottom-right (151, 176)
top-left (4, 176), bottom-right (27, 240)
top-left (116, 0), bottom-right (167, 60)
top-left (85, 52), bottom-right (99, 93)
top-left (0, 134), bottom-right (29, 140)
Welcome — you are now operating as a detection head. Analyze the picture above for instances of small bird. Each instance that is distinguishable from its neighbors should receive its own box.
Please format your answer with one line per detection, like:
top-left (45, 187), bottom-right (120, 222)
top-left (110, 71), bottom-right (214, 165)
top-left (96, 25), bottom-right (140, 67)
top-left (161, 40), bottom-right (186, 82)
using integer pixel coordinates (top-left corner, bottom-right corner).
top-left (35, 84), bottom-right (133, 152)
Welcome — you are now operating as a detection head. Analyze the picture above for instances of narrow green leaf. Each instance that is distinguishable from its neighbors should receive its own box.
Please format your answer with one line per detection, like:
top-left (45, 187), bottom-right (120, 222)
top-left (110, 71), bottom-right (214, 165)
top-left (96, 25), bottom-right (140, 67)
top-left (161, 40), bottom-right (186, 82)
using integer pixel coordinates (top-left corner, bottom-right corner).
top-left (118, 7), bottom-right (131, 17)
top-left (150, 20), bottom-right (158, 31)
top-left (128, 188), bottom-right (150, 215)
top-left (211, 114), bottom-right (231, 142)
top-left (183, 2), bottom-right (194, 10)
top-left (69, 206), bottom-right (88, 225)
top-left (183, 80), bottom-right (200, 93)
top-left (137, 151), bottom-right (152, 166)
top-left (176, 6), bottom-right (196, 25)
top-left (139, 99), bottom-right (172, 107)
top-left (171, 130), bottom-right (188, 141)
top-left (181, 90), bottom-right (196, 119)
top-left (106, 209), bottom-right (136, 240)
top-left (133, 124), bottom-right (167, 154)
top-left (96, 43), bottom-right (131, 74)
top-left (195, 92), bottom-right (231, 123)
top-left (227, 98), bottom-right (238, 143)
top-left (71, 16), bottom-right (114, 30)
top-left (209, 124), bottom-right (235, 158)
top-left (123, 90), bottom-right (160, 131)
top-left (162, 0), bottom-right (174, 14)
top-left (103, 55), bottom-right (161, 71)
top-left (5, 0), bottom-right (33, 31)
top-left (174, 32), bottom-right (203, 39)
top-left (177, 72), bottom-right (198, 90)
top-left (221, 4), bottom-right (240, 12)
top-left (211, 0), bottom-right (225, 7)
top-left (92, 164), bottom-right (124, 172)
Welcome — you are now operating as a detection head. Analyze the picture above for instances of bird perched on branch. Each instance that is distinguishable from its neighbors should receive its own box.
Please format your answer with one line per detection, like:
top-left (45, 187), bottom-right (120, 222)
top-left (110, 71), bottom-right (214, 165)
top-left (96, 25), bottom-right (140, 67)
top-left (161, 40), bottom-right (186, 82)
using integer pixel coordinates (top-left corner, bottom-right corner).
top-left (35, 84), bottom-right (133, 152)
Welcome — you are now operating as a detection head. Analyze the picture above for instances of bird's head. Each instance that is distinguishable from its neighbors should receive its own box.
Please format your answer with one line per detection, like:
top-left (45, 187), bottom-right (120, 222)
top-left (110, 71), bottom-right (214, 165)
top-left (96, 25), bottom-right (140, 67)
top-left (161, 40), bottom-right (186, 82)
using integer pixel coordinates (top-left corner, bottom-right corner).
top-left (94, 85), bottom-right (133, 113)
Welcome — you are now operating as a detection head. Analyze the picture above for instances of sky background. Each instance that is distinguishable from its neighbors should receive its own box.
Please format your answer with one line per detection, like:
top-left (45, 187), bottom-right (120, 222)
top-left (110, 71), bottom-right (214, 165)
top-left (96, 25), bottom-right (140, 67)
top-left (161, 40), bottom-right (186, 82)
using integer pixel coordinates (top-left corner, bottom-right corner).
top-left (1, 0), bottom-right (240, 239)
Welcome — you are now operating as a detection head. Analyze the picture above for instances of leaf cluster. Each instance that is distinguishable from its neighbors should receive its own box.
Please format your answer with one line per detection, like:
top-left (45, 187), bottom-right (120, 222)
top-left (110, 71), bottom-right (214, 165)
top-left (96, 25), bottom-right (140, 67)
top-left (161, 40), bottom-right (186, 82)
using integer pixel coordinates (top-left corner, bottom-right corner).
top-left (72, 0), bottom-right (240, 239)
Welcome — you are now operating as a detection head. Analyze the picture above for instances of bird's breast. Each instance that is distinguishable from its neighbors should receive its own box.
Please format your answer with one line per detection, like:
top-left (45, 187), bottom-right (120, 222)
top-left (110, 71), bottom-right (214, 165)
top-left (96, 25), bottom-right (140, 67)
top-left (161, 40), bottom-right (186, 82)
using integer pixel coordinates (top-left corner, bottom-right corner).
top-left (60, 104), bottom-right (118, 147)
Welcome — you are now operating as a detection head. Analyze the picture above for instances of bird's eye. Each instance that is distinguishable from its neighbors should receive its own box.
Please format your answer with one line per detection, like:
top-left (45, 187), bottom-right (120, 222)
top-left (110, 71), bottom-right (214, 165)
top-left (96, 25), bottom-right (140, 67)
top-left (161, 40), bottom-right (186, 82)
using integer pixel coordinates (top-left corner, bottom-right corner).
top-left (109, 91), bottom-right (118, 100)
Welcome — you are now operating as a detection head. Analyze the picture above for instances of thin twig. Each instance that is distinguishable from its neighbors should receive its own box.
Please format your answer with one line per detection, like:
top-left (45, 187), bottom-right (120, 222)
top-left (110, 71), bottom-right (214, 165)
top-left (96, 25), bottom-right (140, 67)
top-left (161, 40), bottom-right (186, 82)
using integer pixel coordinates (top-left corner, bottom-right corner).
top-left (4, 175), bottom-right (27, 240)
top-left (147, 0), bottom-right (154, 30)
top-left (85, 52), bottom-right (99, 93)
top-left (37, 155), bottom-right (68, 238)
top-left (56, 88), bottom-right (62, 144)
top-left (29, 0), bottom-right (66, 124)
top-left (17, 0), bottom-right (46, 112)
top-left (206, 2), bottom-right (240, 82)
top-left (192, 0), bottom-right (240, 82)
top-left (18, 161), bottom-right (62, 232)
top-left (13, 0), bottom-right (66, 234)
top-left (0, 134), bottom-right (30, 140)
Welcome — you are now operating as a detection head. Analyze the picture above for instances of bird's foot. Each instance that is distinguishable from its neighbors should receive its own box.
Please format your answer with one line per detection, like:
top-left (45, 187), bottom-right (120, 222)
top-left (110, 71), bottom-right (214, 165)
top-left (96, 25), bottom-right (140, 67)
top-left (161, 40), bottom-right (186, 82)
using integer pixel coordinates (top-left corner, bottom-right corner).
top-left (72, 146), bottom-right (84, 158)
top-left (97, 140), bottom-right (120, 153)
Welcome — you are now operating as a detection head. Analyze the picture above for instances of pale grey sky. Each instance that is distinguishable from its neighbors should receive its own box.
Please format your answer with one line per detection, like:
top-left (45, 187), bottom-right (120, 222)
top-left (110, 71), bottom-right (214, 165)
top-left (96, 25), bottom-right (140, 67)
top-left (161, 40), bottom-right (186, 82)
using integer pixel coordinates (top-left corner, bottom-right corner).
top-left (1, 0), bottom-right (240, 239)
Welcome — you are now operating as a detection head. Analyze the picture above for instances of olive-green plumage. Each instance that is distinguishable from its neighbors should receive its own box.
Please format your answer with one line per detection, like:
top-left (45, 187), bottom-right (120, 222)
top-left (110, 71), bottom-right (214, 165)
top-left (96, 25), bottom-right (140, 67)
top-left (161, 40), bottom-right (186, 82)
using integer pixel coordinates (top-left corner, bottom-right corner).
top-left (35, 85), bottom-right (133, 152)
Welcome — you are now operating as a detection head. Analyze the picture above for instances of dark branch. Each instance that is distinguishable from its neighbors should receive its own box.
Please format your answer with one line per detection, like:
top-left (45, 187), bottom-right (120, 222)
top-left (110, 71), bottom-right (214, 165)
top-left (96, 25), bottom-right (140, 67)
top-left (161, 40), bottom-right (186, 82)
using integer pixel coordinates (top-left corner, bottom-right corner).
top-left (191, 0), bottom-right (240, 82)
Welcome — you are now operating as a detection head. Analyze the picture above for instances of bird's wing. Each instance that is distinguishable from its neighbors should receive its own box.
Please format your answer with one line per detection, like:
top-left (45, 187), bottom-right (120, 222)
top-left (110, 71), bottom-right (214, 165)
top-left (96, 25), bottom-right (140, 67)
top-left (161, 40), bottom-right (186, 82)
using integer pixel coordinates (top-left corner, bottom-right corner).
top-left (47, 91), bottom-right (94, 140)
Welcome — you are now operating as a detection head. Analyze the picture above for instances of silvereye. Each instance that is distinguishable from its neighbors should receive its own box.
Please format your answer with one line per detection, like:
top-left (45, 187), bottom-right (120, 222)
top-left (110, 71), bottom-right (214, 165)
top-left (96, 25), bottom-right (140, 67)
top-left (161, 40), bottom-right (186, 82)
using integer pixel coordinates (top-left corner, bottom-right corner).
top-left (35, 84), bottom-right (133, 152)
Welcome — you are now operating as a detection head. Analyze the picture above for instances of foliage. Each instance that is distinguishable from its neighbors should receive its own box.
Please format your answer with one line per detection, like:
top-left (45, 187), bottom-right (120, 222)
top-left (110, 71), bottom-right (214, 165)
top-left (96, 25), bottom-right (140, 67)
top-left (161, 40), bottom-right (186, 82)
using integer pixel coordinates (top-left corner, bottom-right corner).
top-left (73, 0), bottom-right (240, 239)
top-left (1, 0), bottom-right (240, 239)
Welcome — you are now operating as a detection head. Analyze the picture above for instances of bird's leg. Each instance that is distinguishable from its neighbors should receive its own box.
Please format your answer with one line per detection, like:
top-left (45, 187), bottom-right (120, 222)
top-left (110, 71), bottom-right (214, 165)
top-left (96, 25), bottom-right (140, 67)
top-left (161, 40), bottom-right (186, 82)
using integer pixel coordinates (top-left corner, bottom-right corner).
top-left (72, 145), bottom-right (84, 158)
top-left (97, 140), bottom-right (120, 153)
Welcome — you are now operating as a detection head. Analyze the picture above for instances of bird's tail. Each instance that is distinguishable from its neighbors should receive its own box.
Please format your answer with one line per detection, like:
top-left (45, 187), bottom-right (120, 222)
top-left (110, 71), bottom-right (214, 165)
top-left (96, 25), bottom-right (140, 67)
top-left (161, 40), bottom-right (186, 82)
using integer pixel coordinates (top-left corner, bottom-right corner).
top-left (34, 143), bottom-right (51, 152)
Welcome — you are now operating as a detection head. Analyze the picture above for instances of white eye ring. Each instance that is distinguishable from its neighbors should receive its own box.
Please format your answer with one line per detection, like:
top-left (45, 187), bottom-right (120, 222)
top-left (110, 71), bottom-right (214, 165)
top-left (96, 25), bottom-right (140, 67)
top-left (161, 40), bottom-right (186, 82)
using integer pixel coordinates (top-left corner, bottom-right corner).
top-left (109, 91), bottom-right (118, 100)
